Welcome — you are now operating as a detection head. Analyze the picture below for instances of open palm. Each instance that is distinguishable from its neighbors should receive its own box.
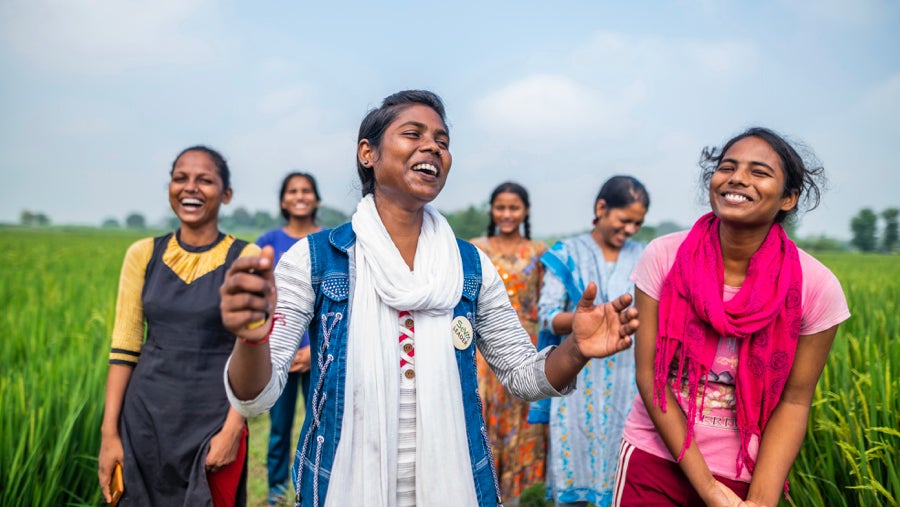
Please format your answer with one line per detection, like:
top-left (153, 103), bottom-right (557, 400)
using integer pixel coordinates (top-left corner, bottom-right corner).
top-left (571, 282), bottom-right (638, 359)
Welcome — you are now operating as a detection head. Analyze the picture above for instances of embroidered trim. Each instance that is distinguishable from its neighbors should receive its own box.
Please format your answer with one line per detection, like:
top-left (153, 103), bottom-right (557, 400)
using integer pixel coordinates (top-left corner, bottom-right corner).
top-left (294, 311), bottom-right (341, 505)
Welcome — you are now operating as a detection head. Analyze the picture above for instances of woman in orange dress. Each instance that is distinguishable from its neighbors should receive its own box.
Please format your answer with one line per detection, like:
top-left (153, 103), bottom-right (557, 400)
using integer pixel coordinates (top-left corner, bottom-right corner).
top-left (471, 181), bottom-right (548, 500)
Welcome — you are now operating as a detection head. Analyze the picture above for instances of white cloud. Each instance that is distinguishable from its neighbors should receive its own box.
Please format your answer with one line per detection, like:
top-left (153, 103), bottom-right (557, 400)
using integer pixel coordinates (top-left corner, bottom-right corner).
top-left (454, 31), bottom-right (766, 236)
top-left (0, 0), bottom-right (220, 75)
top-left (224, 91), bottom-right (361, 217)
top-left (572, 31), bottom-right (760, 83)
top-left (682, 40), bottom-right (760, 75)
top-left (474, 75), bottom-right (606, 135)
top-left (471, 73), bottom-right (644, 146)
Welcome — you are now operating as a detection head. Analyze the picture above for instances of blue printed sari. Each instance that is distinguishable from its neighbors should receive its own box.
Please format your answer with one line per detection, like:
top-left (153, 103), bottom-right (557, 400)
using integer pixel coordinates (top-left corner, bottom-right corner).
top-left (535, 234), bottom-right (644, 505)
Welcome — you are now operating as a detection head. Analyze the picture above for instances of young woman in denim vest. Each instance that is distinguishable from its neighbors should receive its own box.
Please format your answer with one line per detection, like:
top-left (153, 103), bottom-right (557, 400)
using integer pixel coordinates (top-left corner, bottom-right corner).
top-left (220, 90), bottom-right (640, 507)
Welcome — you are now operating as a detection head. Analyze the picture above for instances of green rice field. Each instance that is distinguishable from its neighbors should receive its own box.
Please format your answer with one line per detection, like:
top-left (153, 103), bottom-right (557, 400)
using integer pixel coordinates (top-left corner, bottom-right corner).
top-left (0, 228), bottom-right (897, 506)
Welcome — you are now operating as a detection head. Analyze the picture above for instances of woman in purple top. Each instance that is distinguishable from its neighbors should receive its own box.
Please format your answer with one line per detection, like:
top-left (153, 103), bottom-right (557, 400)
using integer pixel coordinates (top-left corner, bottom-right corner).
top-left (255, 172), bottom-right (323, 505)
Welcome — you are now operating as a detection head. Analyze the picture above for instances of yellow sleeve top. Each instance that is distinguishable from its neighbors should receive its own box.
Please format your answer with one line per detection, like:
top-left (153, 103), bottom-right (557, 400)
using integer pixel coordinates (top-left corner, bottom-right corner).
top-left (108, 236), bottom-right (260, 366)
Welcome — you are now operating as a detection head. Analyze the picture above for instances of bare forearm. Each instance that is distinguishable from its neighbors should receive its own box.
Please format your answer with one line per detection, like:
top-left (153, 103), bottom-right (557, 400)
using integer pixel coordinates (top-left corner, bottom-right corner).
top-left (101, 364), bottom-right (133, 436)
top-left (543, 337), bottom-right (588, 390)
top-left (746, 401), bottom-right (810, 506)
top-left (633, 286), bottom-right (710, 488)
top-left (227, 339), bottom-right (273, 400)
top-left (638, 375), bottom-right (718, 495)
top-left (220, 407), bottom-right (246, 437)
top-left (746, 327), bottom-right (839, 505)
top-left (551, 311), bottom-right (574, 336)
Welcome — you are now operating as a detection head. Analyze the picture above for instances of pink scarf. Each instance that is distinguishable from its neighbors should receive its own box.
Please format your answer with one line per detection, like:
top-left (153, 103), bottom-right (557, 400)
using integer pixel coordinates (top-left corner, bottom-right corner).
top-left (654, 212), bottom-right (802, 477)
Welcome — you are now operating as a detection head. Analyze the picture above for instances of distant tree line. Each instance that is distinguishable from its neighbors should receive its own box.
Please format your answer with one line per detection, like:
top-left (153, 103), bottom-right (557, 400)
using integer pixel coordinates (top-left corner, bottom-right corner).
top-left (100, 212), bottom-right (147, 229)
top-left (443, 204), bottom-right (489, 240)
top-left (850, 207), bottom-right (899, 253)
top-left (440, 204), bottom-right (687, 245)
top-left (21, 205), bottom-right (896, 255)
top-left (211, 205), bottom-right (350, 231)
top-left (19, 210), bottom-right (51, 226)
top-left (98, 206), bottom-right (351, 233)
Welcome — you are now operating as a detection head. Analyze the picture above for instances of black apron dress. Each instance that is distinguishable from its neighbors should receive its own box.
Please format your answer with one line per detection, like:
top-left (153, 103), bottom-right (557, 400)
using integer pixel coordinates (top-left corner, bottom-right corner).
top-left (119, 232), bottom-right (248, 506)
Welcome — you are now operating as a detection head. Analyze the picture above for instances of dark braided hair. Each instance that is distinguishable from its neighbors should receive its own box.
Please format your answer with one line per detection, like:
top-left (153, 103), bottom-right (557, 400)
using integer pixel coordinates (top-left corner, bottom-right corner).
top-left (486, 181), bottom-right (531, 239)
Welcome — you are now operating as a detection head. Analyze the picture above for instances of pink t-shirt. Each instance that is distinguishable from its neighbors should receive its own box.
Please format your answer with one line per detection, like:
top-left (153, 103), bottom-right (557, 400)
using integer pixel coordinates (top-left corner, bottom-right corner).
top-left (622, 230), bottom-right (851, 481)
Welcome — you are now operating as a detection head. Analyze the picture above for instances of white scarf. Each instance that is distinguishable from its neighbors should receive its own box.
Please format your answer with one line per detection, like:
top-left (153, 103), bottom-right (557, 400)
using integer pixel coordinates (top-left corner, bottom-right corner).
top-left (325, 195), bottom-right (478, 506)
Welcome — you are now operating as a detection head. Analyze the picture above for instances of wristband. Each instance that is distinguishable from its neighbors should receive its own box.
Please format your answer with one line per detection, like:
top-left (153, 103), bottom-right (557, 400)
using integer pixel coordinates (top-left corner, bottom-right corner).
top-left (238, 333), bottom-right (270, 346)
top-left (238, 318), bottom-right (275, 346)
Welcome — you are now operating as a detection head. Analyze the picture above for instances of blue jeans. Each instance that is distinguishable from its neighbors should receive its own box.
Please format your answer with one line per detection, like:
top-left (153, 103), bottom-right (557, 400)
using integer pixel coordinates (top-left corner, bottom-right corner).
top-left (267, 370), bottom-right (311, 490)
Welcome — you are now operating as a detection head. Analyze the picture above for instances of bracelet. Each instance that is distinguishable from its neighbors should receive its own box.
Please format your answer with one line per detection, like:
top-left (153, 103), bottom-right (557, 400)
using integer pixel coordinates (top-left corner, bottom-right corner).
top-left (238, 318), bottom-right (275, 346)
top-left (238, 333), bottom-right (270, 346)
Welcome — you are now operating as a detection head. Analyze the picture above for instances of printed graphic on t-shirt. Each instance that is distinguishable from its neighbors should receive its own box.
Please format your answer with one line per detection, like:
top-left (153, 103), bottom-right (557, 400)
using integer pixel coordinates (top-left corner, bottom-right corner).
top-left (672, 336), bottom-right (739, 429)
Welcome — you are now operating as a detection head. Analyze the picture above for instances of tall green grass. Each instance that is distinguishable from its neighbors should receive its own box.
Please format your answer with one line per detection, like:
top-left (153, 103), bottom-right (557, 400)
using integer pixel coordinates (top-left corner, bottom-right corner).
top-left (0, 229), bottom-right (142, 506)
top-left (788, 254), bottom-right (900, 507)
top-left (0, 230), bottom-right (897, 505)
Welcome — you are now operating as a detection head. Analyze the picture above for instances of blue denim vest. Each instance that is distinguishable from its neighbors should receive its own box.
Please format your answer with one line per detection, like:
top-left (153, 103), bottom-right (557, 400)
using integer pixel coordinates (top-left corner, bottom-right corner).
top-left (292, 223), bottom-right (502, 506)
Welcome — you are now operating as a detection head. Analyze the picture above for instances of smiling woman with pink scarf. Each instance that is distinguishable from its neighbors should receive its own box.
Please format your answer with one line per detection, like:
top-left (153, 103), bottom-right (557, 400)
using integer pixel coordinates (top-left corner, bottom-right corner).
top-left (614, 128), bottom-right (850, 507)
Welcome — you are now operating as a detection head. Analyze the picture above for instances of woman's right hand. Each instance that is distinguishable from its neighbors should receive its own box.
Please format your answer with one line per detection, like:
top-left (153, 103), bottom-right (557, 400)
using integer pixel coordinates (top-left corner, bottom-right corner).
top-left (220, 246), bottom-right (277, 342)
top-left (701, 478), bottom-right (745, 507)
top-left (97, 434), bottom-right (124, 503)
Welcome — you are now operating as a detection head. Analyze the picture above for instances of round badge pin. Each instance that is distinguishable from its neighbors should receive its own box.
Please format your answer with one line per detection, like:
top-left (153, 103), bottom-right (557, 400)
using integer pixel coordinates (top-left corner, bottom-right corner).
top-left (451, 316), bottom-right (474, 350)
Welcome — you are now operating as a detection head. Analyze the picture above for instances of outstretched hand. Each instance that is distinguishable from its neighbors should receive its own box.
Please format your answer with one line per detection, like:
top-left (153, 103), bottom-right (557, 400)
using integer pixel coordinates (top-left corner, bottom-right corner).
top-left (570, 282), bottom-right (638, 360)
top-left (220, 246), bottom-right (277, 342)
top-left (543, 282), bottom-right (639, 391)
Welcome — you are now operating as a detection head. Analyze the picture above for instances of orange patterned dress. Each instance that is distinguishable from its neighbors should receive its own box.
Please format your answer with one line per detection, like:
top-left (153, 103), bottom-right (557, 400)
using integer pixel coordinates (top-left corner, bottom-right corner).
top-left (471, 237), bottom-right (548, 500)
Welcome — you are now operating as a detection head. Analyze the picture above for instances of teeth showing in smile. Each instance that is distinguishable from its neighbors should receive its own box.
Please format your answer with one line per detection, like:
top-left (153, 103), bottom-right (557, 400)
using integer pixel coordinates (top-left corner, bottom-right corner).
top-left (412, 163), bottom-right (438, 176)
top-left (182, 198), bottom-right (203, 207)
top-left (723, 192), bottom-right (749, 203)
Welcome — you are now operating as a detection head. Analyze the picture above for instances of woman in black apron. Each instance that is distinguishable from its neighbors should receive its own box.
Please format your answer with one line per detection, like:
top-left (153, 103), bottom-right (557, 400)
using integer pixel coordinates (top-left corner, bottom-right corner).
top-left (97, 146), bottom-right (258, 506)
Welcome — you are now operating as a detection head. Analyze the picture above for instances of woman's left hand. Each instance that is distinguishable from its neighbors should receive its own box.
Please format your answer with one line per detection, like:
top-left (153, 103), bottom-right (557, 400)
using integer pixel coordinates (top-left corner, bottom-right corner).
top-left (289, 346), bottom-right (311, 373)
top-left (205, 425), bottom-right (241, 474)
top-left (571, 282), bottom-right (638, 359)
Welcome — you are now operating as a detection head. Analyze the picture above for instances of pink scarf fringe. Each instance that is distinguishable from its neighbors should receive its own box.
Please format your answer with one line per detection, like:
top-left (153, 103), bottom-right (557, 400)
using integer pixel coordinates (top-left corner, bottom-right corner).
top-left (653, 213), bottom-right (803, 478)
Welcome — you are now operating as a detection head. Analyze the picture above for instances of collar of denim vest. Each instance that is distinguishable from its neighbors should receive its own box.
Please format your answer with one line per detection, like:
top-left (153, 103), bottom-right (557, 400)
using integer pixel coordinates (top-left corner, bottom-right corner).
top-left (328, 222), bottom-right (356, 253)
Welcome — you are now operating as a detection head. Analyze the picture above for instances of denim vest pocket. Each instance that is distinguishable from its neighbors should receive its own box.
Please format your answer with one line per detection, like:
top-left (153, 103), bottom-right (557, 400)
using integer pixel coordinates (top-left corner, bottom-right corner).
top-left (319, 273), bottom-right (349, 302)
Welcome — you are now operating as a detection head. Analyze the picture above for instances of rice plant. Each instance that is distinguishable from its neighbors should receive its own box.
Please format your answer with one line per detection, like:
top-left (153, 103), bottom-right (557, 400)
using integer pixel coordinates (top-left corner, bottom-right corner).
top-left (0, 229), bottom-right (896, 506)
top-left (0, 229), bottom-right (140, 507)
top-left (787, 254), bottom-right (900, 507)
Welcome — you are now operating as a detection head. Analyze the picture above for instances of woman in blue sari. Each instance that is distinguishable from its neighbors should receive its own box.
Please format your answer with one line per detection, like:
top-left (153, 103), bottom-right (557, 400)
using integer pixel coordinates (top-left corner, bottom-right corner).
top-left (538, 175), bottom-right (649, 506)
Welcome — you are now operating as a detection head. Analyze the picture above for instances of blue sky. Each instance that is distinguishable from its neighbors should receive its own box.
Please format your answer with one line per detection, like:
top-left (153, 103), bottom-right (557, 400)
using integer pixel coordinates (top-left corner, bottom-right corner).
top-left (1, 0), bottom-right (898, 239)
